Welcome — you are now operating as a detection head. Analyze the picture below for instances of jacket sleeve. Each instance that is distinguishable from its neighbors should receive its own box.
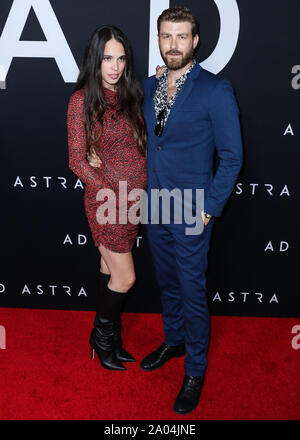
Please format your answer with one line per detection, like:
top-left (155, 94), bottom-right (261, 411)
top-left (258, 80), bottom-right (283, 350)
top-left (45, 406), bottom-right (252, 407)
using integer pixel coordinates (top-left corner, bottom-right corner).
top-left (67, 91), bottom-right (103, 188)
top-left (204, 79), bottom-right (243, 217)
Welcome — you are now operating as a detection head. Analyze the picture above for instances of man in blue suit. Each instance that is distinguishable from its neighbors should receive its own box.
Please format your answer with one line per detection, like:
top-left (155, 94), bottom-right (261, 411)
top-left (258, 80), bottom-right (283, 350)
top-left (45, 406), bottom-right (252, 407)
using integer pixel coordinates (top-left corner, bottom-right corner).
top-left (140, 6), bottom-right (243, 414)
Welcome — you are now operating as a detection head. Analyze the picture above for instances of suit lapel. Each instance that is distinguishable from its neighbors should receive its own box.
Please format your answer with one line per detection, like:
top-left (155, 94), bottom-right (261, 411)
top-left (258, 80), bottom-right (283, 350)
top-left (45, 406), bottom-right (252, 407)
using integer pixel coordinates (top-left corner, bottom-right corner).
top-left (145, 63), bottom-right (202, 143)
top-left (162, 63), bottom-right (202, 135)
top-left (145, 78), bottom-right (158, 143)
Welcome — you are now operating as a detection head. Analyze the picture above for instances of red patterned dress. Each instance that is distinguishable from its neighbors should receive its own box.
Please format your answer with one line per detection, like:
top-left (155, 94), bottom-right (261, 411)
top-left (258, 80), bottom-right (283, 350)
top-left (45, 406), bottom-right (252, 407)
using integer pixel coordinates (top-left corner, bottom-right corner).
top-left (67, 87), bottom-right (147, 253)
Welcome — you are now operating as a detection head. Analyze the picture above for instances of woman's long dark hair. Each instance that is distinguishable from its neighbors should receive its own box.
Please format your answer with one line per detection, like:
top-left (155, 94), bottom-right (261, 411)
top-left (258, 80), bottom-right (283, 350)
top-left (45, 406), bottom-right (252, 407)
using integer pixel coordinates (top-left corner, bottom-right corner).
top-left (74, 25), bottom-right (147, 156)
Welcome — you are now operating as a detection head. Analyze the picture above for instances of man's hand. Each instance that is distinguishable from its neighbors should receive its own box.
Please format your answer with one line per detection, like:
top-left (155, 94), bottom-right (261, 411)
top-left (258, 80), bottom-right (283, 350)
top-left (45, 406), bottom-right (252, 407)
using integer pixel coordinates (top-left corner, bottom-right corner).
top-left (87, 148), bottom-right (102, 168)
top-left (201, 210), bottom-right (211, 226)
top-left (156, 65), bottom-right (167, 79)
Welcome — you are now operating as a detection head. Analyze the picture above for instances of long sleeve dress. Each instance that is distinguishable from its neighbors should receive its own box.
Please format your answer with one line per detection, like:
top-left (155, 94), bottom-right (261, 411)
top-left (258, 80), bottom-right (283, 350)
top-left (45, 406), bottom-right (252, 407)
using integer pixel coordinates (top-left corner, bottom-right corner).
top-left (67, 87), bottom-right (147, 253)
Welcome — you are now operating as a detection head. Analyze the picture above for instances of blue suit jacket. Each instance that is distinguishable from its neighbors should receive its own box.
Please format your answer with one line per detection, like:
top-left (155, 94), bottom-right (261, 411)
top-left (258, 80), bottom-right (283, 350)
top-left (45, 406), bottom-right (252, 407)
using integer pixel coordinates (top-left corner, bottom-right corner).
top-left (143, 63), bottom-right (243, 218)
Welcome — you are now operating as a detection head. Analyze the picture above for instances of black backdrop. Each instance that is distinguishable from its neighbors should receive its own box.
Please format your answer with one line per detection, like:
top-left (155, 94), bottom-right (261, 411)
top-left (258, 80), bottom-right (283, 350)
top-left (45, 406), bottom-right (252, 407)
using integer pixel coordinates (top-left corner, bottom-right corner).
top-left (0, 0), bottom-right (299, 317)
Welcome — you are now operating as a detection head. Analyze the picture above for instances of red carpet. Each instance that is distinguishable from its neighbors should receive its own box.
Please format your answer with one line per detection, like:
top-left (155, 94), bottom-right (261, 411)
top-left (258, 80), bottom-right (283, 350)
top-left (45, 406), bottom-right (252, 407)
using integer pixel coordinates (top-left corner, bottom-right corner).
top-left (0, 308), bottom-right (299, 420)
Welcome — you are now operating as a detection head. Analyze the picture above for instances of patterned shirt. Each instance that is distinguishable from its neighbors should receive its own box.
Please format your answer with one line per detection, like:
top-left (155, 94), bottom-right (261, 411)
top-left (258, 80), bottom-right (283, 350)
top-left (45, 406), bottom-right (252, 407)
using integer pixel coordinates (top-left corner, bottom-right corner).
top-left (154, 59), bottom-right (196, 124)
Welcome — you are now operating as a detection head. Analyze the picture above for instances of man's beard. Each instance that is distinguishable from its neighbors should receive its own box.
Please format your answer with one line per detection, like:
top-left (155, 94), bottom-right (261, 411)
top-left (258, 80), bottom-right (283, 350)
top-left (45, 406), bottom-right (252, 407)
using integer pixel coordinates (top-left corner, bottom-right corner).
top-left (161, 48), bottom-right (194, 71)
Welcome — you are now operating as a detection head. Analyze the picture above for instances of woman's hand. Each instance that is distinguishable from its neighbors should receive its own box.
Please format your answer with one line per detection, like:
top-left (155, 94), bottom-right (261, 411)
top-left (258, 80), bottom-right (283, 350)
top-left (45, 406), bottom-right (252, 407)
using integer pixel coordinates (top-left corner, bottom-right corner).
top-left (87, 148), bottom-right (102, 168)
top-left (156, 65), bottom-right (167, 79)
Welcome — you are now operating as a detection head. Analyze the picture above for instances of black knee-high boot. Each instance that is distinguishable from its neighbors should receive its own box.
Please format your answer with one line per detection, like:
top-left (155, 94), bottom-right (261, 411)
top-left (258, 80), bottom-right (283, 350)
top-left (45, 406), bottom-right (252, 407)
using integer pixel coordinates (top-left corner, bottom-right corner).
top-left (90, 272), bottom-right (136, 369)
top-left (113, 320), bottom-right (135, 363)
top-left (99, 273), bottom-right (135, 362)
top-left (90, 272), bottom-right (126, 371)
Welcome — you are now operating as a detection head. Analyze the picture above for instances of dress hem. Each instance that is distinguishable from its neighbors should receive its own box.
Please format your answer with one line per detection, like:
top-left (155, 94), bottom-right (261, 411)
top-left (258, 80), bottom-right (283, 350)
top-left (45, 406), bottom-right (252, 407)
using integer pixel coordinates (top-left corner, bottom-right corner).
top-left (94, 239), bottom-right (133, 254)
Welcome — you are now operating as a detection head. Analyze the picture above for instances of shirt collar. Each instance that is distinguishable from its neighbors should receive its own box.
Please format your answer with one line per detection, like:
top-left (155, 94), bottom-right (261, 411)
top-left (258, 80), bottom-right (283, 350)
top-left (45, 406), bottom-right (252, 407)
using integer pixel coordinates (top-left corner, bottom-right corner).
top-left (158, 59), bottom-right (196, 87)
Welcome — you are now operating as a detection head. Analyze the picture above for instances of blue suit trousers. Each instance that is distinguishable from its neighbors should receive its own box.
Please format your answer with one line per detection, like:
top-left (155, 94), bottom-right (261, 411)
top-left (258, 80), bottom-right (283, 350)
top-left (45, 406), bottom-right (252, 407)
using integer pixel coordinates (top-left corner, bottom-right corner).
top-left (146, 218), bottom-right (215, 376)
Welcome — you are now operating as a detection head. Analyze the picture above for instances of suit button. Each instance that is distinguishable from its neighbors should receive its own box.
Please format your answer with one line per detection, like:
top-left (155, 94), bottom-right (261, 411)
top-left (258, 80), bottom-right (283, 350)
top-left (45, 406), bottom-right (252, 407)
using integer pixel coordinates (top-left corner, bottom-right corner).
top-left (156, 146), bottom-right (161, 151)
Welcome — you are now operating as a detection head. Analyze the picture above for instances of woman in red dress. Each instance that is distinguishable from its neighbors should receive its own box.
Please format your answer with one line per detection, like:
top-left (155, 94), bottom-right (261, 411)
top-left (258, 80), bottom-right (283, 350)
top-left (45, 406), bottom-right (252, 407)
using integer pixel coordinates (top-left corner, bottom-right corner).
top-left (67, 26), bottom-right (147, 371)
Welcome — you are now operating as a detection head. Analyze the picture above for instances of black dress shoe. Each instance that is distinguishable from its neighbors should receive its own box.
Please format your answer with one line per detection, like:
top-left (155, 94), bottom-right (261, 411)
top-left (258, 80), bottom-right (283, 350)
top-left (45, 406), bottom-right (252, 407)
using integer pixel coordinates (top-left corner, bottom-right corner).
top-left (140, 341), bottom-right (185, 371)
top-left (173, 375), bottom-right (204, 414)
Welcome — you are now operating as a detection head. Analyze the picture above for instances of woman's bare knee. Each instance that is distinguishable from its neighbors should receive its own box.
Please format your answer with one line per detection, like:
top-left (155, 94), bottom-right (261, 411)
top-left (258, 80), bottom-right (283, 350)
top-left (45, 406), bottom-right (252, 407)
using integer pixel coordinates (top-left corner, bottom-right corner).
top-left (109, 273), bottom-right (135, 292)
top-left (125, 274), bottom-right (136, 289)
top-left (98, 244), bottom-right (135, 291)
top-left (99, 256), bottom-right (110, 275)
top-left (108, 277), bottom-right (135, 292)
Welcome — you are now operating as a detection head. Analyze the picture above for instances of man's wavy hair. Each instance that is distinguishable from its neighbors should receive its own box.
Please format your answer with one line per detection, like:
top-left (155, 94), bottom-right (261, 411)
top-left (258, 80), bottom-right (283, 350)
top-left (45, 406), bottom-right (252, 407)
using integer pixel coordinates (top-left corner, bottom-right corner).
top-left (157, 6), bottom-right (200, 37)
